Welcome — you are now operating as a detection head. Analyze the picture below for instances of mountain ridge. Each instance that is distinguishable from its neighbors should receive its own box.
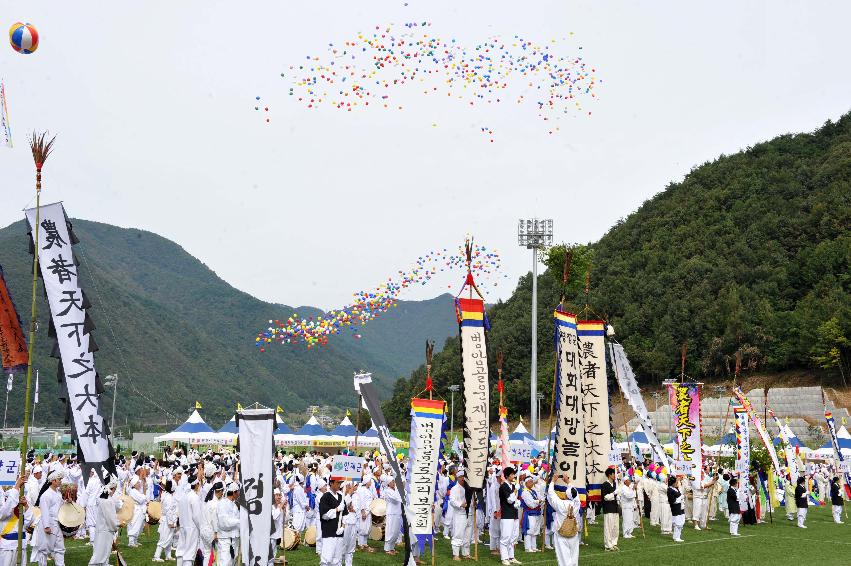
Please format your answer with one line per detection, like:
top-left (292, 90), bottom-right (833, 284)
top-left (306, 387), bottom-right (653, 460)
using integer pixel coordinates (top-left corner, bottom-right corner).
top-left (0, 218), bottom-right (459, 429)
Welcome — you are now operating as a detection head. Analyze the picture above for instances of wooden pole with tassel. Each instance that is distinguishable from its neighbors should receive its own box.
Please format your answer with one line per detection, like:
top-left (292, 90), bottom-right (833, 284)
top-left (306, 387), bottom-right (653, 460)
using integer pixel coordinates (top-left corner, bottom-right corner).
top-left (17, 132), bottom-right (55, 565)
top-left (425, 340), bottom-right (436, 566)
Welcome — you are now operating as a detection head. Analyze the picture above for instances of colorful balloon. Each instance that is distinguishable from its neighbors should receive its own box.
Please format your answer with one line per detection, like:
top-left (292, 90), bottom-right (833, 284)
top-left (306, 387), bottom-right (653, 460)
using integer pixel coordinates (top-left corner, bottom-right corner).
top-left (255, 242), bottom-right (504, 349)
top-left (9, 22), bottom-right (38, 54)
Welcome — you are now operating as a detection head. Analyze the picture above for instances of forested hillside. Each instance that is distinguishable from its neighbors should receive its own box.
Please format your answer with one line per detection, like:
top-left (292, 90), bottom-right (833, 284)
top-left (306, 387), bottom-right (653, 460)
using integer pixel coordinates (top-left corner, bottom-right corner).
top-left (383, 113), bottom-right (851, 429)
top-left (0, 220), bottom-right (457, 429)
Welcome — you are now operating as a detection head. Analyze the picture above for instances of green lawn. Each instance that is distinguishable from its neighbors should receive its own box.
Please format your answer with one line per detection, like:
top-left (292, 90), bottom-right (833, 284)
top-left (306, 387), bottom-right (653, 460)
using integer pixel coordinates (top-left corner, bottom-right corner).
top-left (61, 505), bottom-right (851, 566)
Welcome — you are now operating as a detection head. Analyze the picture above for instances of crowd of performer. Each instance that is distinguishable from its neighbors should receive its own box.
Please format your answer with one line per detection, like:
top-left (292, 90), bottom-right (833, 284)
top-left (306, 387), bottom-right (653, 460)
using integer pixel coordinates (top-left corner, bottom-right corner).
top-left (0, 447), bottom-right (844, 566)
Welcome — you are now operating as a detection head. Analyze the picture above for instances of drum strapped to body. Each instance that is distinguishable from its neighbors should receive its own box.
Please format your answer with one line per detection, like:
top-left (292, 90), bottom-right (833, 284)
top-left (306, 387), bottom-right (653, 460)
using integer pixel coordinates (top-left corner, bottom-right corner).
top-left (368, 524), bottom-right (385, 541)
top-left (303, 525), bottom-right (317, 546)
top-left (370, 498), bottom-right (386, 526)
top-left (57, 502), bottom-right (85, 538)
top-left (117, 494), bottom-right (135, 526)
top-left (283, 527), bottom-right (300, 550)
top-left (146, 500), bottom-right (162, 524)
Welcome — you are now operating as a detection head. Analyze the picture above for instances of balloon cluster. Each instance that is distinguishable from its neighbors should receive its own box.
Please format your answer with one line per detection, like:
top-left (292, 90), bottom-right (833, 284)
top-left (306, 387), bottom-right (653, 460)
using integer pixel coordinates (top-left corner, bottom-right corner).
top-left (255, 243), bottom-right (504, 350)
top-left (257, 23), bottom-right (600, 138)
top-left (646, 463), bottom-right (668, 482)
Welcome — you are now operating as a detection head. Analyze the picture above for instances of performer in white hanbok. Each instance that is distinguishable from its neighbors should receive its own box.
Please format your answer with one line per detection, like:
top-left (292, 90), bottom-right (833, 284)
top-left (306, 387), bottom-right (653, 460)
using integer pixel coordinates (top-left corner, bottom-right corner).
top-left (519, 473), bottom-right (542, 552)
top-left (153, 480), bottom-right (178, 562)
top-left (340, 482), bottom-right (358, 566)
top-left (547, 475), bottom-right (581, 566)
top-left (83, 470), bottom-right (101, 544)
top-left (176, 474), bottom-right (202, 566)
top-left (88, 478), bottom-right (120, 566)
top-left (383, 477), bottom-right (403, 555)
top-left (0, 475), bottom-right (32, 566)
top-left (200, 481), bottom-right (223, 566)
top-left (486, 467), bottom-right (502, 556)
top-left (617, 478), bottom-right (637, 539)
top-left (657, 478), bottom-right (672, 534)
top-left (216, 482), bottom-right (241, 566)
top-left (269, 488), bottom-right (287, 566)
top-left (33, 470), bottom-right (65, 566)
top-left (353, 479), bottom-right (374, 551)
top-left (450, 470), bottom-right (474, 561)
top-left (290, 475), bottom-right (309, 535)
top-left (126, 474), bottom-right (148, 547)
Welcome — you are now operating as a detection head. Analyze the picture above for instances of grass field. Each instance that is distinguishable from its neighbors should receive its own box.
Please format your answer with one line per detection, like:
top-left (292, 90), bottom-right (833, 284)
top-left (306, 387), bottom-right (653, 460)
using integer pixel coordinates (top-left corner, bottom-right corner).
top-left (60, 505), bottom-right (850, 566)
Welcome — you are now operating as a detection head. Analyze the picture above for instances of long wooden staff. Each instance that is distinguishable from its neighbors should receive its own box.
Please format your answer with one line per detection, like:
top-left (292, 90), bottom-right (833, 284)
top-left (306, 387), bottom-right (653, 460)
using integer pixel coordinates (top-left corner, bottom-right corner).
top-left (18, 132), bottom-right (56, 564)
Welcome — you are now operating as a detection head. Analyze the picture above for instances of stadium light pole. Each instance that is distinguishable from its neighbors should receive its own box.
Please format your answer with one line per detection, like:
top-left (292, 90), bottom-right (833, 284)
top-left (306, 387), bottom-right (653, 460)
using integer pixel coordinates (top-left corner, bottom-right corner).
top-left (448, 384), bottom-right (460, 443)
top-left (518, 218), bottom-right (553, 438)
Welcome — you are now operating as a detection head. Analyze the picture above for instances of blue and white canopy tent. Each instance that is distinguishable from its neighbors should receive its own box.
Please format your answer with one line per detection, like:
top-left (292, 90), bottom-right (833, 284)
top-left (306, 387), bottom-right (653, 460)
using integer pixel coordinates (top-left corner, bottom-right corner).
top-left (275, 413), bottom-right (295, 436)
top-left (329, 415), bottom-right (358, 438)
top-left (508, 422), bottom-right (536, 442)
top-left (155, 409), bottom-right (216, 444)
top-left (214, 414), bottom-right (239, 445)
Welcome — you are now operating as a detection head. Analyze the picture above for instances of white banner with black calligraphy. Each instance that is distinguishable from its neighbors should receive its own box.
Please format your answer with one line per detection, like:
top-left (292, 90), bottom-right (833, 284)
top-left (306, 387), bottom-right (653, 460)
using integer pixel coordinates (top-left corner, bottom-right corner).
top-left (25, 203), bottom-right (114, 483)
top-left (355, 372), bottom-right (414, 566)
top-left (408, 398), bottom-right (445, 551)
top-left (553, 309), bottom-right (586, 505)
top-left (577, 320), bottom-right (610, 504)
top-left (457, 297), bottom-right (489, 490)
top-left (609, 343), bottom-right (669, 467)
top-left (237, 408), bottom-right (275, 566)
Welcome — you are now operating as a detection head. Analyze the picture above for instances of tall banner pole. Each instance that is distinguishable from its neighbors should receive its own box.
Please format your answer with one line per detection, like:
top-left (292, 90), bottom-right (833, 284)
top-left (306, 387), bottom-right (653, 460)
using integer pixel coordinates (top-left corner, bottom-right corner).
top-left (17, 132), bottom-right (54, 563)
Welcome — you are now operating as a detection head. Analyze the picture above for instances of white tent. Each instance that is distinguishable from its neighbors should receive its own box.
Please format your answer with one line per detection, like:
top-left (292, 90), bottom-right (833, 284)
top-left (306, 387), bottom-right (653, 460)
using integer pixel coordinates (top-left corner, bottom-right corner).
top-left (155, 410), bottom-right (217, 444)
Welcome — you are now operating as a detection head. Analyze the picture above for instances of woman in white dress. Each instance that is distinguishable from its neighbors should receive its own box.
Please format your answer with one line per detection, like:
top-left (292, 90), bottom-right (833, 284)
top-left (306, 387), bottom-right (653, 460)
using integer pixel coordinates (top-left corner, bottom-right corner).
top-left (547, 474), bottom-right (581, 566)
top-left (88, 477), bottom-right (120, 566)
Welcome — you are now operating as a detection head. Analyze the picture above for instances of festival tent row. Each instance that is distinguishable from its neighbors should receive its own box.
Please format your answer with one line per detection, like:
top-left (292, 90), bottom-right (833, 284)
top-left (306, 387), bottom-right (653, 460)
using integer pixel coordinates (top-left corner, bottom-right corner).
top-left (155, 410), bottom-right (407, 449)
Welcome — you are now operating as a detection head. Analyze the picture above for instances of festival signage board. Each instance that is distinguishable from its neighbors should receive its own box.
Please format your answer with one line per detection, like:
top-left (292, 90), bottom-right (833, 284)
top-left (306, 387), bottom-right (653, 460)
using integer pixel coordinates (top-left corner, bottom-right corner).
top-left (666, 382), bottom-right (702, 479)
top-left (0, 451), bottom-right (20, 486)
top-left (330, 455), bottom-right (365, 481)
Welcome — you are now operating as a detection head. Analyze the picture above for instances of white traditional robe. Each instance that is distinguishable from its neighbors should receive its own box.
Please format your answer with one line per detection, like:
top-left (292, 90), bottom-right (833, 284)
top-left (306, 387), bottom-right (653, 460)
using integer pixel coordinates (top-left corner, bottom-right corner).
top-left (216, 497), bottom-right (240, 566)
top-left (618, 484), bottom-right (636, 537)
top-left (547, 484), bottom-right (580, 566)
top-left (384, 485), bottom-right (403, 552)
top-left (33, 487), bottom-right (64, 566)
top-left (176, 490), bottom-right (202, 566)
top-left (88, 497), bottom-right (120, 566)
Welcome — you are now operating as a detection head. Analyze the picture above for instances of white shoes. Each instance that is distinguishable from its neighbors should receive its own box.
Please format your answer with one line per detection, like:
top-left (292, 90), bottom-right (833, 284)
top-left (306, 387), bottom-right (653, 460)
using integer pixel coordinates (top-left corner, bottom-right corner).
top-left (152, 559), bottom-right (165, 563)
top-left (673, 538), bottom-right (683, 543)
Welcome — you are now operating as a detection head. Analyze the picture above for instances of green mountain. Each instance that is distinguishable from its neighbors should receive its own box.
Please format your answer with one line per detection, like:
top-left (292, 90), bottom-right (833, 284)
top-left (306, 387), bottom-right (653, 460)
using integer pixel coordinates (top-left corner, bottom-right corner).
top-left (0, 219), bottom-right (458, 430)
top-left (383, 113), bottom-right (851, 429)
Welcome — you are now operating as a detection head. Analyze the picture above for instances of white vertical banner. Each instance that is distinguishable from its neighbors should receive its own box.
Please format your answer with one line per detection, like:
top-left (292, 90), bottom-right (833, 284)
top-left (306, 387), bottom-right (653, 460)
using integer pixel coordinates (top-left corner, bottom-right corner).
top-left (408, 398), bottom-right (445, 549)
top-left (457, 297), bottom-right (489, 490)
top-left (0, 80), bottom-right (11, 148)
top-left (25, 203), bottom-right (113, 482)
top-left (237, 408), bottom-right (275, 566)
top-left (577, 320), bottom-right (609, 504)
top-left (553, 310), bottom-right (586, 504)
top-left (610, 343), bottom-right (669, 467)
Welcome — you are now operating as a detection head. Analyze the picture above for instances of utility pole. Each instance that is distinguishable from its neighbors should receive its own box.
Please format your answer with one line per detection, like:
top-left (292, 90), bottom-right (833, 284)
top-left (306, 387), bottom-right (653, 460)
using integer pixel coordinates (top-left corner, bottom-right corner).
top-left (448, 384), bottom-right (460, 443)
top-left (105, 374), bottom-right (118, 439)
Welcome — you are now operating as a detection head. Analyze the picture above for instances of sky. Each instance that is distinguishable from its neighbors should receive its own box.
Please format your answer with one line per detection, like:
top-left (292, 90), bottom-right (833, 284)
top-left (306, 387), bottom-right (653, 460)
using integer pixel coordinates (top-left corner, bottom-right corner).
top-left (2, 1), bottom-right (850, 310)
